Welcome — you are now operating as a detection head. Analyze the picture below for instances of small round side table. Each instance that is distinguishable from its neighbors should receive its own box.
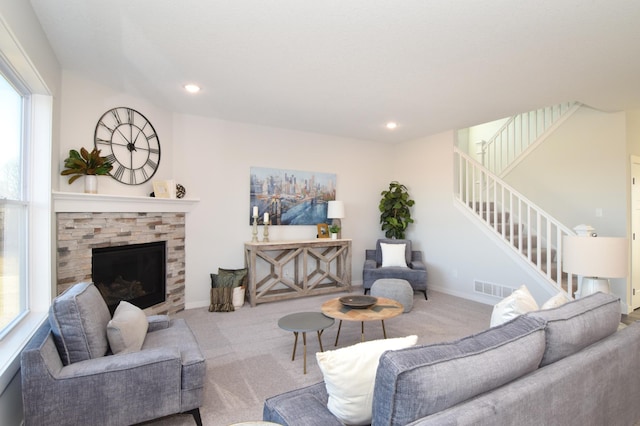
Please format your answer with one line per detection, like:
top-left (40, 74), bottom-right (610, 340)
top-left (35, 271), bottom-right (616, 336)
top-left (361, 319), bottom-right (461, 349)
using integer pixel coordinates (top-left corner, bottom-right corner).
top-left (278, 312), bottom-right (335, 374)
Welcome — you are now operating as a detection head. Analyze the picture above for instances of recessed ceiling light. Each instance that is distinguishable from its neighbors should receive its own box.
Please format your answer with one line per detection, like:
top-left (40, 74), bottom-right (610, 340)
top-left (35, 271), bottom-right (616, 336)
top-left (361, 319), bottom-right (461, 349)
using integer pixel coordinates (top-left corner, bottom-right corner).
top-left (386, 122), bottom-right (398, 130)
top-left (184, 84), bottom-right (201, 93)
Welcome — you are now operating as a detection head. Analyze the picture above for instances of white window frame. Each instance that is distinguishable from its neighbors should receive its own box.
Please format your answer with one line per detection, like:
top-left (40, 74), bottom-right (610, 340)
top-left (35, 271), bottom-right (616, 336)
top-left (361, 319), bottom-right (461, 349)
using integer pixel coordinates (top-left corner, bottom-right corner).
top-left (0, 18), bottom-right (52, 394)
top-left (0, 74), bottom-right (29, 338)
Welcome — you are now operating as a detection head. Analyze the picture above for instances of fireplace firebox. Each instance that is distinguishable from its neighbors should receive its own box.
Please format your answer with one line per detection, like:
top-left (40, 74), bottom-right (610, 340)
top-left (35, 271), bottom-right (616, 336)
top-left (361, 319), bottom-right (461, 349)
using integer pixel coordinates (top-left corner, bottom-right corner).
top-left (92, 241), bottom-right (167, 313)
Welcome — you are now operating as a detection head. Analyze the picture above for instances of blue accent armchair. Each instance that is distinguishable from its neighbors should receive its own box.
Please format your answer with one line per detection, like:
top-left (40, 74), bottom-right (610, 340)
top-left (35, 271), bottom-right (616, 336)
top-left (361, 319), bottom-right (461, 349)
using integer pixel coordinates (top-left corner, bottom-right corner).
top-left (21, 282), bottom-right (205, 426)
top-left (363, 239), bottom-right (428, 299)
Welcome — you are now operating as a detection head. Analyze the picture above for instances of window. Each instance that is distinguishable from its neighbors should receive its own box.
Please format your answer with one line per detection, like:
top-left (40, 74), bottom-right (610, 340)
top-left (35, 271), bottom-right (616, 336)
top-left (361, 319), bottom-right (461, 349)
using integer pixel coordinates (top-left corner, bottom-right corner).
top-left (0, 18), bottom-right (52, 393)
top-left (0, 72), bottom-right (27, 337)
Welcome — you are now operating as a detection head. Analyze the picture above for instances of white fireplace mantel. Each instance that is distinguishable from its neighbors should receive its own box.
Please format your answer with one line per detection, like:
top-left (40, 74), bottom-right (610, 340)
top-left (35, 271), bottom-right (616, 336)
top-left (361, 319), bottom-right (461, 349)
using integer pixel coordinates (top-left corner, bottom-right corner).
top-left (53, 191), bottom-right (199, 213)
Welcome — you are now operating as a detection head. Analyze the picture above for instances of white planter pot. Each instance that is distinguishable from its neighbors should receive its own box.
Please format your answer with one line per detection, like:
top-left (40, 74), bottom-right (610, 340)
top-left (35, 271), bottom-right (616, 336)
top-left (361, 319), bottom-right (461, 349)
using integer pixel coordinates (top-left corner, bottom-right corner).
top-left (233, 286), bottom-right (246, 309)
top-left (84, 175), bottom-right (98, 194)
top-left (331, 233), bottom-right (338, 240)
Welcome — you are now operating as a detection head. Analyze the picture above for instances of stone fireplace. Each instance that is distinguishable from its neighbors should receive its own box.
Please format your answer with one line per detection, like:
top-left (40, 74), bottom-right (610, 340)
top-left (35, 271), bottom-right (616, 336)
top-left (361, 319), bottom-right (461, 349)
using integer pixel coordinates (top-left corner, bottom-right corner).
top-left (54, 193), bottom-right (197, 315)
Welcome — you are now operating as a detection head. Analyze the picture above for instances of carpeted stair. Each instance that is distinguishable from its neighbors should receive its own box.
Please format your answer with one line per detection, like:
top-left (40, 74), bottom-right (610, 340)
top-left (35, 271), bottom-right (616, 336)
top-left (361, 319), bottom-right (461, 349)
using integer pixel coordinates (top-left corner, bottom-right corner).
top-left (471, 201), bottom-right (577, 296)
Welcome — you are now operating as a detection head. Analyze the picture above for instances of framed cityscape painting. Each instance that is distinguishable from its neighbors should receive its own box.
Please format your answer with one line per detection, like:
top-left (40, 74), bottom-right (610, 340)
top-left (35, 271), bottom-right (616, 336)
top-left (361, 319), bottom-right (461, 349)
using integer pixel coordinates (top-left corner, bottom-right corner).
top-left (250, 167), bottom-right (337, 225)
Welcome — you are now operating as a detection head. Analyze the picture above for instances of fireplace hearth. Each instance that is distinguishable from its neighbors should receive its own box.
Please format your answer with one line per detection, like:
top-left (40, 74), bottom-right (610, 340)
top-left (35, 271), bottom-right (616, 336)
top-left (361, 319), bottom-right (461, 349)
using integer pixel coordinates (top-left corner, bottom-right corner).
top-left (55, 210), bottom-right (187, 316)
top-left (92, 241), bottom-right (166, 313)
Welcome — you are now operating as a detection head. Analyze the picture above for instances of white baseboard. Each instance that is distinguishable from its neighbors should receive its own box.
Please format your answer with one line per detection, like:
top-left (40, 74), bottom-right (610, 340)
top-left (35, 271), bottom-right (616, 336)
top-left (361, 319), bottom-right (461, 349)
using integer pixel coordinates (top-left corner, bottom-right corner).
top-left (185, 300), bottom-right (210, 310)
top-left (427, 284), bottom-right (494, 307)
top-left (185, 281), bottom-right (365, 311)
top-left (187, 284), bottom-right (494, 311)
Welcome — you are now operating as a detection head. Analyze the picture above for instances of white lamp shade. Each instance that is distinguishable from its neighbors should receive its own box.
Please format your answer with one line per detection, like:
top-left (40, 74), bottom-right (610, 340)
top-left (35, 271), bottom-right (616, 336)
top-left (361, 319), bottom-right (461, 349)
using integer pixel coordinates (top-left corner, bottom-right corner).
top-left (327, 201), bottom-right (345, 219)
top-left (562, 236), bottom-right (628, 278)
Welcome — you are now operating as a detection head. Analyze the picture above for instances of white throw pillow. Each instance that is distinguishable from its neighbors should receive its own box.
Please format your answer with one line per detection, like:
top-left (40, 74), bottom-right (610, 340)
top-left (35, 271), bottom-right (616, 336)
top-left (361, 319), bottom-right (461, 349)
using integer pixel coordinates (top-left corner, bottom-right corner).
top-left (490, 285), bottom-right (539, 327)
top-left (380, 243), bottom-right (407, 267)
top-left (107, 301), bottom-right (149, 354)
top-left (541, 292), bottom-right (570, 310)
top-left (316, 335), bottom-right (418, 425)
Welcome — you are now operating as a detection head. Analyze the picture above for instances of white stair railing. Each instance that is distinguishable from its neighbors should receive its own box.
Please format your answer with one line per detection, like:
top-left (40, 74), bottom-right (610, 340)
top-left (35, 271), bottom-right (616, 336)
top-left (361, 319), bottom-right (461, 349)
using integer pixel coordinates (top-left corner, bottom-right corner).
top-left (454, 147), bottom-right (577, 297)
top-left (482, 102), bottom-right (577, 176)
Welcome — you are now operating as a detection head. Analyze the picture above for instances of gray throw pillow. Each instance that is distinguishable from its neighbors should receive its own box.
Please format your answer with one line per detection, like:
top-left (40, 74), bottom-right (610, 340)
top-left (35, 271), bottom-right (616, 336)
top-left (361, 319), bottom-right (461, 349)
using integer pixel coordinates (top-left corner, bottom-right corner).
top-left (107, 301), bottom-right (149, 354)
top-left (48, 282), bottom-right (111, 365)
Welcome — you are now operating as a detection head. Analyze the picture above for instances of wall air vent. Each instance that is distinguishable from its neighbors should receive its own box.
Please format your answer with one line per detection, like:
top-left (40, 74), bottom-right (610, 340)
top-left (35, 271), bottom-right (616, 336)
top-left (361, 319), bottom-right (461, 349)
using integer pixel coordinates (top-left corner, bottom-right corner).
top-left (474, 280), bottom-right (516, 298)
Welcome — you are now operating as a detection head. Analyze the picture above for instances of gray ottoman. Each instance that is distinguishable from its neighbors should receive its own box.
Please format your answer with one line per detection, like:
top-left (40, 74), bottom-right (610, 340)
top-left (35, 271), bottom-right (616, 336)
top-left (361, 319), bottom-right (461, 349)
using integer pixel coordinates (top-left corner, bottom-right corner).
top-left (370, 278), bottom-right (414, 313)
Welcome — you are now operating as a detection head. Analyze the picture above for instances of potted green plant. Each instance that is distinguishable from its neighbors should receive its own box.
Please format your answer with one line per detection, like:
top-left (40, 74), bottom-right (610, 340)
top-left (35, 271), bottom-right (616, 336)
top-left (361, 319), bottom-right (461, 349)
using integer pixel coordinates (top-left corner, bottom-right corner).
top-left (329, 224), bottom-right (341, 239)
top-left (379, 181), bottom-right (415, 239)
top-left (61, 147), bottom-right (113, 193)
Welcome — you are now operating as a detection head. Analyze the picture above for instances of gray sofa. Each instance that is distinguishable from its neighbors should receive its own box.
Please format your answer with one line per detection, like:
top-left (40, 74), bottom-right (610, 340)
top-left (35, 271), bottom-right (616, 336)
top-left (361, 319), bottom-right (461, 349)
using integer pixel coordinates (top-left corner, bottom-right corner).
top-left (21, 282), bottom-right (206, 426)
top-left (363, 239), bottom-right (428, 299)
top-left (263, 292), bottom-right (640, 426)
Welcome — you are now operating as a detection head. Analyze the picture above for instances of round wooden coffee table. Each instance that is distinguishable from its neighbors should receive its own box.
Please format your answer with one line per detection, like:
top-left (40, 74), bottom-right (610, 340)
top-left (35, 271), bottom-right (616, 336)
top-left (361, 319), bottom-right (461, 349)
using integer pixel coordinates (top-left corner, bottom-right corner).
top-left (321, 296), bottom-right (403, 346)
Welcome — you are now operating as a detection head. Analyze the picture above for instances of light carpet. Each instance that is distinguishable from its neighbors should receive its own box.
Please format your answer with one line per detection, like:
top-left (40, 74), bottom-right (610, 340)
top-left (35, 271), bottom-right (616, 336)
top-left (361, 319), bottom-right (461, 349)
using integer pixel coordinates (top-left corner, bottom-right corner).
top-left (144, 288), bottom-right (492, 426)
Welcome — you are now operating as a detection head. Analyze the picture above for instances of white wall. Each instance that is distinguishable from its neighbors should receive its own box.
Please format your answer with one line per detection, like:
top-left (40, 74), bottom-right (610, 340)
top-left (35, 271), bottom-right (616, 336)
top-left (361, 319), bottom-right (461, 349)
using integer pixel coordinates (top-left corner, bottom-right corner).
top-left (466, 117), bottom-right (510, 161)
top-left (392, 131), bottom-right (556, 306)
top-left (57, 71), bottom-right (176, 195)
top-left (57, 73), bottom-right (396, 307)
top-left (0, 0), bottom-right (60, 92)
top-left (505, 107), bottom-right (627, 238)
top-left (627, 109), bottom-right (640, 157)
top-left (173, 114), bottom-right (393, 306)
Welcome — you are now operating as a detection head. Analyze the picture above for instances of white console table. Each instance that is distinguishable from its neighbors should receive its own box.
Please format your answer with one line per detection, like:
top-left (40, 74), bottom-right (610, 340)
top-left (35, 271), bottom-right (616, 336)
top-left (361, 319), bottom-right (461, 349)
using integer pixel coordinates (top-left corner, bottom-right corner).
top-left (244, 239), bottom-right (352, 307)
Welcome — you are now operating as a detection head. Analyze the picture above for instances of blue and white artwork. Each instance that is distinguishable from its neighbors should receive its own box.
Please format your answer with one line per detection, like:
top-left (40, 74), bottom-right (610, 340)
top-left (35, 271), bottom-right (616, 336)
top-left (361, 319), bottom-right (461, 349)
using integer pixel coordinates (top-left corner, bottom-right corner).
top-left (250, 167), bottom-right (337, 225)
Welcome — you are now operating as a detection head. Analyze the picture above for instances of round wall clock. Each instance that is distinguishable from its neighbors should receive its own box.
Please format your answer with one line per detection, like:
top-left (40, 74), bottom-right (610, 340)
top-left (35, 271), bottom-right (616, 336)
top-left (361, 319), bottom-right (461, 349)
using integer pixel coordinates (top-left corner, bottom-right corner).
top-left (94, 107), bottom-right (161, 185)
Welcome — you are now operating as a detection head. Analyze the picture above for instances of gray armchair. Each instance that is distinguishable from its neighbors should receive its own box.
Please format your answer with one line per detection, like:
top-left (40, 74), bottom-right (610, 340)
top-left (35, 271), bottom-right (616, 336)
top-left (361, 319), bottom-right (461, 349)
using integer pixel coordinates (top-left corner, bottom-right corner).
top-left (363, 239), bottom-right (428, 299)
top-left (21, 282), bottom-right (205, 426)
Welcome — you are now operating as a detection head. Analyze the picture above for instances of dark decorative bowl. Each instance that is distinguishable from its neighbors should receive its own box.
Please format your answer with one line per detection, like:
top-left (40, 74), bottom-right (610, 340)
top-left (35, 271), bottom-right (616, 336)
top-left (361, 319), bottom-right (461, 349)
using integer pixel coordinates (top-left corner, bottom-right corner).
top-left (339, 295), bottom-right (378, 309)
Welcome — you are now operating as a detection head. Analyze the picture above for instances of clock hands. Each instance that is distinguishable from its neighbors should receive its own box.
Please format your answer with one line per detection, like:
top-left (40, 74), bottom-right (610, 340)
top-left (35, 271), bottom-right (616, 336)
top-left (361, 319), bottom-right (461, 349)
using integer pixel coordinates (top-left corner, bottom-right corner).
top-left (130, 144), bottom-right (134, 170)
top-left (106, 108), bottom-right (152, 153)
top-left (130, 121), bottom-right (149, 149)
top-left (114, 125), bottom-right (132, 147)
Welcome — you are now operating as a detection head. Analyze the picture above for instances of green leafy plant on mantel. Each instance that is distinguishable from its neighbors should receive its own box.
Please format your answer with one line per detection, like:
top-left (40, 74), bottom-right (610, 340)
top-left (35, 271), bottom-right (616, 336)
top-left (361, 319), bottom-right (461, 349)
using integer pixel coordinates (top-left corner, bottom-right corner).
top-left (60, 147), bottom-right (113, 184)
top-left (379, 181), bottom-right (415, 239)
top-left (329, 224), bottom-right (341, 234)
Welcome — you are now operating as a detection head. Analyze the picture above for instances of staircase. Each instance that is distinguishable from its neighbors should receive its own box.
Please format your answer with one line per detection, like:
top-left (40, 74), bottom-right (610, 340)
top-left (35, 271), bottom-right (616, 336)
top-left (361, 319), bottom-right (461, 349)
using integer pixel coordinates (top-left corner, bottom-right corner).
top-left (454, 147), bottom-right (578, 298)
top-left (479, 102), bottom-right (579, 176)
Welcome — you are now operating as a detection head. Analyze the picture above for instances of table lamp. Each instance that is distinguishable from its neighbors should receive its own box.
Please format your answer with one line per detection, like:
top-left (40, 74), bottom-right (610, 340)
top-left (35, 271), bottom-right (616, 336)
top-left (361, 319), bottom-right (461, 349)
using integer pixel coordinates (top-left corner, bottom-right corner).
top-left (562, 235), bottom-right (628, 297)
top-left (327, 200), bottom-right (345, 238)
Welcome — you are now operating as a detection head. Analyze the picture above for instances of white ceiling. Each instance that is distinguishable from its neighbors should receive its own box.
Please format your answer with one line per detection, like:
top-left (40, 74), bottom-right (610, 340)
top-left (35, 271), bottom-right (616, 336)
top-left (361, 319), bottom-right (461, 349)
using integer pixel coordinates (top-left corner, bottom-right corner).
top-left (29, 0), bottom-right (640, 143)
